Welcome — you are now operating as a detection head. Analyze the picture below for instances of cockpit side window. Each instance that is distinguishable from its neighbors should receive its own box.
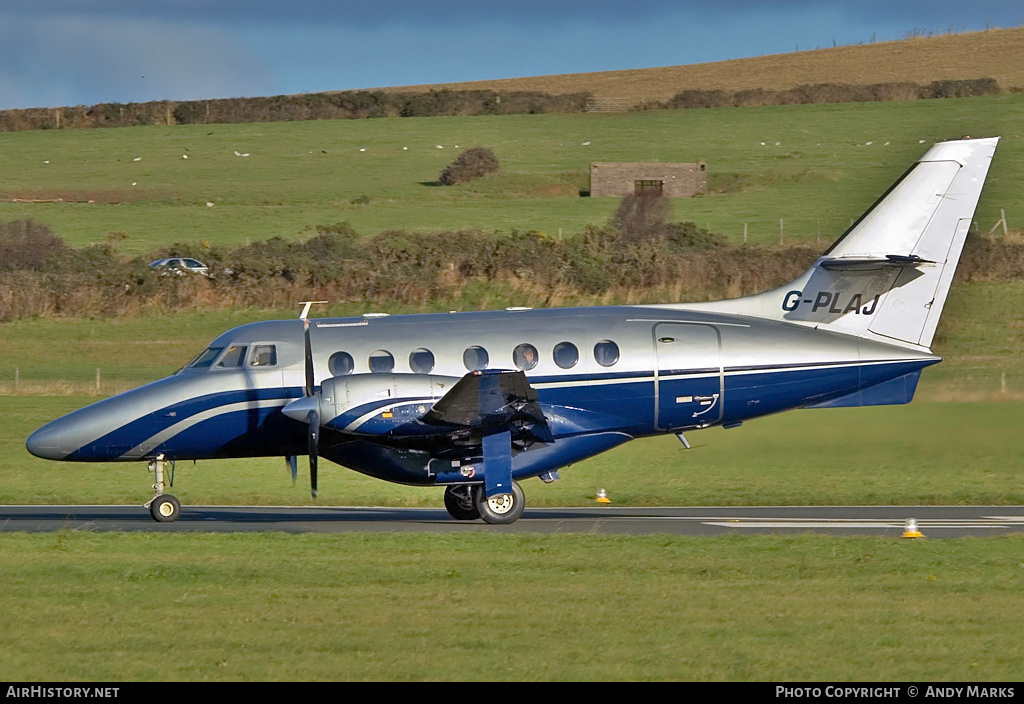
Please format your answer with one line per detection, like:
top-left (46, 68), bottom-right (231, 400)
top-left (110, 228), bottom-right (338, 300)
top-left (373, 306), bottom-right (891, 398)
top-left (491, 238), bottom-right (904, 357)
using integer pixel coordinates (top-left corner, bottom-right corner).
top-left (216, 345), bottom-right (248, 368)
top-left (250, 345), bottom-right (278, 367)
top-left (188, 346), bottom-right (224, 369)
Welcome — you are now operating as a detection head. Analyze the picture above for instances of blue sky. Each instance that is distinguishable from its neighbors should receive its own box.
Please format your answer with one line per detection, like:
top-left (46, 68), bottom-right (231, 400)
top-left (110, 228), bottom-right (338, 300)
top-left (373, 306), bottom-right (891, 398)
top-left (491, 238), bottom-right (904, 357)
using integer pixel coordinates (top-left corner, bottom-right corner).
top-left (0, 1), bottom-right (1021, 110)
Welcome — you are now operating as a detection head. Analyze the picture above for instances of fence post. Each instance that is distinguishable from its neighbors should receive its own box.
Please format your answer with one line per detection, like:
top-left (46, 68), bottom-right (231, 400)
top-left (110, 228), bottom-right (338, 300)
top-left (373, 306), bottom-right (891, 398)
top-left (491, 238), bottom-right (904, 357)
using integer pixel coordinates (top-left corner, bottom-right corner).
top-left (14, 367), bottom-right (18, 391)
top-left (96, 368), bottom-right (101, 393)
top-left (779, 219), bottom-right (784, 245)
top-left (743, 223), bottom-right (748, 244)
top-left (988, 209), bottom-right (1008, 238)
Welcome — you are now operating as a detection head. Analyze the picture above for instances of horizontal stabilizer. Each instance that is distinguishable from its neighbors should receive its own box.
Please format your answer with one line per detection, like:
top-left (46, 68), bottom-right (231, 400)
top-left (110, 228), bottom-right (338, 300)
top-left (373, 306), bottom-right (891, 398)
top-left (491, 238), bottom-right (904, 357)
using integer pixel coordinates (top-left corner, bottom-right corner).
top-left (819, 254), bottom-right (935, 271)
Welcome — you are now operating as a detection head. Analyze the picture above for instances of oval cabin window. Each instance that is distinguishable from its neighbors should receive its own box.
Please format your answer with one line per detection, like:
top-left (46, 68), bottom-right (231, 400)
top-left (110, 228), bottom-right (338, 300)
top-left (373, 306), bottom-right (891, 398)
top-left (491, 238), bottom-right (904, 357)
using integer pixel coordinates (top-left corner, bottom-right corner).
top-left (409, 348), bottom-right (435, 374)
top-left (513, 344), bottom-right (539, 371)
top-left (368, 350), bottom-right (395, 374)
top-left (463, 346), bottom-right (489, 371)
top-left (553, 342), bottom-right (579, 369)
top-left (329, 351), bottom-right (354, 376)
top-left (594, 340), bottom-right (619, 367)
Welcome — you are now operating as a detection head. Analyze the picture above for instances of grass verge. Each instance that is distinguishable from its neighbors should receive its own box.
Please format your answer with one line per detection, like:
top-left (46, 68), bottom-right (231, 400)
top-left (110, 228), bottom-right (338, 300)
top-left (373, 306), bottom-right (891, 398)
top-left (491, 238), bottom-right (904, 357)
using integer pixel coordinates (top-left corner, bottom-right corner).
top-left (1, 531), bottom-right (1023, 681)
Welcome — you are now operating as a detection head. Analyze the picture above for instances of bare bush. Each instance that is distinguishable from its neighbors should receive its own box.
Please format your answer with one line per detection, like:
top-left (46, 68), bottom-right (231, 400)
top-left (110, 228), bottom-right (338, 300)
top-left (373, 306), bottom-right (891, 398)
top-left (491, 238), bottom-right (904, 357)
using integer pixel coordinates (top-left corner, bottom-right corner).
top-left (438, 147), bottom-right (500, 186)
top-left (0, 220), bottom-right (67, 270)
top-left (612, 192), bottom-right (671, 242)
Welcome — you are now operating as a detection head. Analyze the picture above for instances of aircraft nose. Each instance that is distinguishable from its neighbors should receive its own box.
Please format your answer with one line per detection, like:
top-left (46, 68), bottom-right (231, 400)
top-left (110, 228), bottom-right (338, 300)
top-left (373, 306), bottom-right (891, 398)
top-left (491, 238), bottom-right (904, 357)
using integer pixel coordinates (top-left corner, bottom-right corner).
top-left (26, 421), bottom-right (69, 460)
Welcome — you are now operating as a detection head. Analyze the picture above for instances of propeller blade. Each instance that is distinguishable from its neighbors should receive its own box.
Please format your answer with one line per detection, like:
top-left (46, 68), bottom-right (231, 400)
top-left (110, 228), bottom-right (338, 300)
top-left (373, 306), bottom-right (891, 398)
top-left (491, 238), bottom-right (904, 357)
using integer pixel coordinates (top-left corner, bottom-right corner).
top-left (303, 318), bottom-right (315, 398)
top-left (308, 408), bottom-right (319, 499)
top-left (285, 455), bottom-right (297, 484)
top-left (301, 315), bottom-right (320, 499)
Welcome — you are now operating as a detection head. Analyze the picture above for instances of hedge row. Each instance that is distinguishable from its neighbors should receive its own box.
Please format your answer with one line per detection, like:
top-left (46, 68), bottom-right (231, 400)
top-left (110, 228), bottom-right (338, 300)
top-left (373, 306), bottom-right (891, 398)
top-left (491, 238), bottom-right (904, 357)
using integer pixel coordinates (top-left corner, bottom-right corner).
top-left (661, 78), bottom-right (1003, 109)
top-left (0, 78), bottom-right (1007, 132)
top-left (1, 216), bottom-right (1020, 323)
top-left (0, 90), bottom-right (592, 132)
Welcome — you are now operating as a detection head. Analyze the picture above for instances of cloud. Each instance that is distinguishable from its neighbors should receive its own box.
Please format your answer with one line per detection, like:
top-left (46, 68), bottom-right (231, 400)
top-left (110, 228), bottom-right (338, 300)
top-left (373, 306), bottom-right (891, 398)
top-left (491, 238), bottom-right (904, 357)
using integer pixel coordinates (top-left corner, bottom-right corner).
top-left (1, 1), bottom-right (1017, 30)
top-left (2, 1), bottom-right (1019, 109)
top-left (0, 12), bottom-right (276, 108)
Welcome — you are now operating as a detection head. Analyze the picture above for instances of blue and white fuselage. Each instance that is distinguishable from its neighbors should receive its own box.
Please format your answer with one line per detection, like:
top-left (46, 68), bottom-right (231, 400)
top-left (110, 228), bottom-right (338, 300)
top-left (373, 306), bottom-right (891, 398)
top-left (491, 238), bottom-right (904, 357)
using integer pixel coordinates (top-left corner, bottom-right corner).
top-left (25, 137), bottom-right (999, 523)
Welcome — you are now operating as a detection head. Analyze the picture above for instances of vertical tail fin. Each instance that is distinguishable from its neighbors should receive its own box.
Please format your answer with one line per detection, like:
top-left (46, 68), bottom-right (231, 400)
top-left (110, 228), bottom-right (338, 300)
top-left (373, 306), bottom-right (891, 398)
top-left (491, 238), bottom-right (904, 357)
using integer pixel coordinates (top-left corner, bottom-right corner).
top-left (691, 137), bottom-right (998, 350)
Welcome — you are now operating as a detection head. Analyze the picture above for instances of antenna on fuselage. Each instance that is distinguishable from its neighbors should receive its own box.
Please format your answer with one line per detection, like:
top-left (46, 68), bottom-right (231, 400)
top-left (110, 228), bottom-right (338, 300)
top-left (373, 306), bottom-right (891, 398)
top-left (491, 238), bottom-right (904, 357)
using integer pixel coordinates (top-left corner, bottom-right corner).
top-left (298, 301), bottom-right (328, 319)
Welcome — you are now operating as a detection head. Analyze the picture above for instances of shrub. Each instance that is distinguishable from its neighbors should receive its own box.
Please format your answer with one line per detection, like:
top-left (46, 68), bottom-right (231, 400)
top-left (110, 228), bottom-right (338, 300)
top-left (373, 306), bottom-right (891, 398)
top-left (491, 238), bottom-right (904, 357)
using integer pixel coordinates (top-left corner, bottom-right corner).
top-left (438, 147), bottom-right (500, 186)
top-left (612, 191), bottom-right (671, 242)
top-left (0, 220), bottom-right (67, 270)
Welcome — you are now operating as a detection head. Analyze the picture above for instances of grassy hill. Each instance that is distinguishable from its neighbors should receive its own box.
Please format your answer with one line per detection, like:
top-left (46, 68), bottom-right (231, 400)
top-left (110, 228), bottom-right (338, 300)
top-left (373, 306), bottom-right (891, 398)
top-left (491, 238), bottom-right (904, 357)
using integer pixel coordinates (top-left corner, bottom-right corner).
top-left (382, 27), bottom-right (1024, 102)
top-left (1, 94), bottom-right (1021, 253)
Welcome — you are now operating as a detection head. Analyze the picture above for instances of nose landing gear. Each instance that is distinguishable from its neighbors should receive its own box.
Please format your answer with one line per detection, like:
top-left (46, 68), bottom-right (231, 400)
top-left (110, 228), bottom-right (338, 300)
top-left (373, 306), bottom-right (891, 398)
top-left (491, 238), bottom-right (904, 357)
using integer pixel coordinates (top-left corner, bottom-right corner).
top-left (144, 454), bottom-right (181, 522)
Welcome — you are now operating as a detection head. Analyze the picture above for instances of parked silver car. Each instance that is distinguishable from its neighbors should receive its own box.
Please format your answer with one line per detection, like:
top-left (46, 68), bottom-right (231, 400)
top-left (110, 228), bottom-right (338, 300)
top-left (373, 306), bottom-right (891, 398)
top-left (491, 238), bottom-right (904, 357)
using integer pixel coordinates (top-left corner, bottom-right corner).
top-left (149, 257), bottom-right (209, 276)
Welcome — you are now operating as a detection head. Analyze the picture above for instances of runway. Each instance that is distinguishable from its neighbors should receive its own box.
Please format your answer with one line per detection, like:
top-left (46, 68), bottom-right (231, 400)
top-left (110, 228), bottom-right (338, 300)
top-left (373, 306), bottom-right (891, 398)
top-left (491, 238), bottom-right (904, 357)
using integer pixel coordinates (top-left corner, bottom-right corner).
top-left (2, 504), bottom-right (1024, 537)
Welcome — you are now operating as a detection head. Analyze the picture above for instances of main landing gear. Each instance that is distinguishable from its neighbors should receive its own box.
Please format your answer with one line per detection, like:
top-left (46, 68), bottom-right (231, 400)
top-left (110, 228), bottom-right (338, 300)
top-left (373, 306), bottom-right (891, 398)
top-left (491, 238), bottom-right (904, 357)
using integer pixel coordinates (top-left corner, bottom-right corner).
top-left (443, 482), bottom-right (526, 525)
top-left (144, 454), bottom-right (181, 522)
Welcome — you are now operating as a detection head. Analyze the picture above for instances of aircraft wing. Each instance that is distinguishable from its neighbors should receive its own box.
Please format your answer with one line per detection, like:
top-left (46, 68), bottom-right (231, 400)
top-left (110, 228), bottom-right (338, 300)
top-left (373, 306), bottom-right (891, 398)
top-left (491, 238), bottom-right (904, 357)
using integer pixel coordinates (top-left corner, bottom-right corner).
top-left (422, 369), bottom-right (553, 442)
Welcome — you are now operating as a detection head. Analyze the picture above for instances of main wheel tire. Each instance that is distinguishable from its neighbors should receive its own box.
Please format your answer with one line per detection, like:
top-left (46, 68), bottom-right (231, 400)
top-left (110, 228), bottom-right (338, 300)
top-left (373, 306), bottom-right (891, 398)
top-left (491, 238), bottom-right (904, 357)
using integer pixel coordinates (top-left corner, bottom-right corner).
top-left (444, 485), bottom-right (481, 520)
top-left (475, 481), bottom-right (525, 525)
top-left (149, 494), bottom-right (181, 523)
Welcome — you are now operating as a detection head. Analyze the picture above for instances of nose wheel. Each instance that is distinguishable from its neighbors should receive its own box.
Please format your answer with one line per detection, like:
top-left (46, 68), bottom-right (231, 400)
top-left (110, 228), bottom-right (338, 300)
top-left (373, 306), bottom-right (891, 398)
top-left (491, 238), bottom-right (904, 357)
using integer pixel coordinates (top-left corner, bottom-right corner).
top-left (149, 494), bottom-right (181, 522)
top-left (144, 454), bottom-right (182, 523)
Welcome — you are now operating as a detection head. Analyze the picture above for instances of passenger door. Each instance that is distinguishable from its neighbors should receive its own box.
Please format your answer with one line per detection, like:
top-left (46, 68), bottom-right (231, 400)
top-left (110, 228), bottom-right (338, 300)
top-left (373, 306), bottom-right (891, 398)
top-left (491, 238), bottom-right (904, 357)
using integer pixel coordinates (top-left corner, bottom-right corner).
top-left (654, 323), bottom-right (723, 431)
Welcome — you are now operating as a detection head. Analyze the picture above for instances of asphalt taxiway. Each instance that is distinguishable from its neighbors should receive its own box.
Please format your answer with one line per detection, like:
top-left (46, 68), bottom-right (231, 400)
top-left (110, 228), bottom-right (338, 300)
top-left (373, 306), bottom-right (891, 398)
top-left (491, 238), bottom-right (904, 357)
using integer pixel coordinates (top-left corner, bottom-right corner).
top-left (1, 505), bottom-right (1023, 537)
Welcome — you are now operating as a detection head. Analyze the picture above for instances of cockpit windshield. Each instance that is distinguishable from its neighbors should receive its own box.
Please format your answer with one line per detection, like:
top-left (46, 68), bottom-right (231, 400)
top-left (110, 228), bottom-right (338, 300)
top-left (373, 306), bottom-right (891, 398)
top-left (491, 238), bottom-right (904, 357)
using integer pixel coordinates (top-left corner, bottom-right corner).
top-left (216, 345), bottom-right (248, 368)
top-left (187, 347), bottom-right (224, 369)
top-left (183, 343), bottom-right (279, 372)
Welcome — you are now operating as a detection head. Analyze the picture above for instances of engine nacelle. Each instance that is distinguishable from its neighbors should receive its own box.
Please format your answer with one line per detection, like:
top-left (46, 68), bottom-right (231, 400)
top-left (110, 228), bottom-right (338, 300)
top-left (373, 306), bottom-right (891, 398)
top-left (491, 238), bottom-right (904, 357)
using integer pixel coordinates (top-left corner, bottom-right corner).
top-left (319, 373), bottom-right (462, 434)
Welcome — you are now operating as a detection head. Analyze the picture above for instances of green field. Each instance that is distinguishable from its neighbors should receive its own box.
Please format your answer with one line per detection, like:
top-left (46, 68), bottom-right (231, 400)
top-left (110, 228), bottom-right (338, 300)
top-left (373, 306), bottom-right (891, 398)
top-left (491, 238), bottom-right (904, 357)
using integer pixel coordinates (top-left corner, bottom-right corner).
top-left (2, 532), bottom-right (1024, 681)
top-left (1, 94), bottom-right (1022, 252)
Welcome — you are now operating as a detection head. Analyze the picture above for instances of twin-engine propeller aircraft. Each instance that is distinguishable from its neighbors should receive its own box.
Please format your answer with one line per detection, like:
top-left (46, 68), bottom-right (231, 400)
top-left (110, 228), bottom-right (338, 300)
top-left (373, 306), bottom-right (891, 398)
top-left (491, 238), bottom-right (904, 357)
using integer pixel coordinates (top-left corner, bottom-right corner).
top-left (27, 137), bottom-right (998, 524)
